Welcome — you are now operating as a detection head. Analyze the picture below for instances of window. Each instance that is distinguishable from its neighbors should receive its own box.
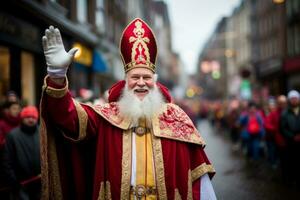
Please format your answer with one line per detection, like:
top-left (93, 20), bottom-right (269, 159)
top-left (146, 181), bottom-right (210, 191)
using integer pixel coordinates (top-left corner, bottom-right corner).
top-left (0, 46), bottom-right (10, 100)
top-left (96, 0), bottom-right (105, 33)
top-left (21, 51), bottom-right (35, 105)
top-left (77, 0), bottom-right (88, 24)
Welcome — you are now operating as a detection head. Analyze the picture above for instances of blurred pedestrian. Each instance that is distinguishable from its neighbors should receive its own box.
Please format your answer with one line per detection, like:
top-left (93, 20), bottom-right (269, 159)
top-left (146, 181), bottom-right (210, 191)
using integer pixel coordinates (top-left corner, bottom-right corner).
top-left (227, 99), bottom-right (240, 150)
top-left (2, 106), bottom-right (40, 200)
top-left (0, 101), bottom-right (21, 149)
top-left (0, 101), bottom-right (21, 198)
top-left (240, 102), bottom-right (265, 161)
top-left (280, 90), bottom-right (300, 185)
top-left (264, 97), bottom-right (278, 168)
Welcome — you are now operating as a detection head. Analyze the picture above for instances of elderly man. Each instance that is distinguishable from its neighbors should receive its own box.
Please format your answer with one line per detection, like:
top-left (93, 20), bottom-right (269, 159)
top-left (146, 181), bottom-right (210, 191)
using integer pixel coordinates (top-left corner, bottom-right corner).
top-left (40, 19), bottom-right (215, 200)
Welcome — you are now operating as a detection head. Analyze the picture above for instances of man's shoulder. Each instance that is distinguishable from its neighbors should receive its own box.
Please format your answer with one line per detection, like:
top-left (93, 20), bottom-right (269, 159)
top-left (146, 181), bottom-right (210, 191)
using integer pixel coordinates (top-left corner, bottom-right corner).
top-left (153, 103), bottom-right (206, 146)
top-left (88, 102), bottom-right (131, 130)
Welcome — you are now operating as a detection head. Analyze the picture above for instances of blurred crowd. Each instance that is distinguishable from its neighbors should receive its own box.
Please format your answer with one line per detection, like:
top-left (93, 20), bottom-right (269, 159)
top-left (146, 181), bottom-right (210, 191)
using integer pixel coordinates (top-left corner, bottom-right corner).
top-left (0, 91), bottom-right (40, 200)
top-left (204, 89), bottom-right (300, 188)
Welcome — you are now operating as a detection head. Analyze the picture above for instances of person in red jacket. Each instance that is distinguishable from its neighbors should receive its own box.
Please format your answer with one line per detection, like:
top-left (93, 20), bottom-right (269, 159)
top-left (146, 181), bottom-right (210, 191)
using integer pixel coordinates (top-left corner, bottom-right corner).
top-left (264, 96), bottom-right (287, 168)
top-left (0, 101), bottom-right (21, 149)
top-left (265, 96), bottom-right (287, 177)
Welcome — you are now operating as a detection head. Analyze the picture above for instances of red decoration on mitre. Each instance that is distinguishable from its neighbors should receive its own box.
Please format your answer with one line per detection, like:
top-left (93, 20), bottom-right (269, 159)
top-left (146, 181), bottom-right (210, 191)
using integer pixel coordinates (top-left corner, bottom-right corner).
top-left (120, 18), bottom-right (157, 73)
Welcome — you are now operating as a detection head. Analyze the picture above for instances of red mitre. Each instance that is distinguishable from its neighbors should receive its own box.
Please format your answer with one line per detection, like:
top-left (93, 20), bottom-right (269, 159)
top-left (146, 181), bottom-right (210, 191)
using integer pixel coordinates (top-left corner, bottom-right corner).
top-left (120, 18), bottom-right (157, 73)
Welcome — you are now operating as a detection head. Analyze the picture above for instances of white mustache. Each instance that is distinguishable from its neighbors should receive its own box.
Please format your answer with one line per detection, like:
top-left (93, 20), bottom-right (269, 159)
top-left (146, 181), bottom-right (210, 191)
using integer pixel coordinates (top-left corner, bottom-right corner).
top-left (133, 86), bottom-right (149, 91)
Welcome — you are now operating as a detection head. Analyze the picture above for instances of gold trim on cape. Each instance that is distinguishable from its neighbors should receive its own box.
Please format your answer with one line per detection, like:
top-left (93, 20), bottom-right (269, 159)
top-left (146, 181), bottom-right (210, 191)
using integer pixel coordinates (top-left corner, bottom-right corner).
top-left (105, 181), bottom-right (112, 200)
top-left (42, 75), bottom-right (68, 98)
top-left (191, 163), bottom-right (215, 182)
top-left (97, 181), bottom-right (112, 200)
top-left (187, 170), bottom-right (192, 200)
top-left (174, 188), bottom-right (182, 200)
top-left (120, 129), bottom-right (132, 199)
top-left (151, 133), bottom-right (167, 199)
top-left (98, 182), bottom-right (105, 200)
top-left (40, 87), bottom-right (64, 200)
top-left (62, 99), bottom-right (88, 142)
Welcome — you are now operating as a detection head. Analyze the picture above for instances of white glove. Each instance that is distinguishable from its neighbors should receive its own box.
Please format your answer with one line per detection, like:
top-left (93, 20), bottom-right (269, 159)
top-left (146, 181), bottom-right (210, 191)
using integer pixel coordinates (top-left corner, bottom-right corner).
top-left (42, 26), bottom-right (78, 78)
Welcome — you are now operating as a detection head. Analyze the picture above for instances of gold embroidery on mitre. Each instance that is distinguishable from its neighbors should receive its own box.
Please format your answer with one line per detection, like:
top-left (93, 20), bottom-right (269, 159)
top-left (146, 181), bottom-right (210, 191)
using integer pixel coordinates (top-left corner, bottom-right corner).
top-left (129, 20), bottom-right (150, 64)
top-left (125, 20), bottom-right (156, 72)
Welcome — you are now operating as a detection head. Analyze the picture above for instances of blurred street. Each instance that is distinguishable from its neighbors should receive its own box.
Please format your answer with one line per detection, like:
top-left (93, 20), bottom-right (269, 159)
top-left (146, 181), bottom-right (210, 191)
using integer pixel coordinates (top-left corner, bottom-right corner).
top-left (199, 119), bottom-right (300, 200)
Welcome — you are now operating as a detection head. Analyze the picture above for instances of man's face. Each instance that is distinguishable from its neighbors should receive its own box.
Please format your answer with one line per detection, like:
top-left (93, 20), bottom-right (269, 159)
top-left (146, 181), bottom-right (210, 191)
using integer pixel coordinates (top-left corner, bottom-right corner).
top-left (9, 104), bottom-right (21, 117)
top-left (126, 67), bottom-right (155, 100)
top-left (289, 97), bottom-right (299, 107)
top-left (22, 117), bottom-right (38, 127)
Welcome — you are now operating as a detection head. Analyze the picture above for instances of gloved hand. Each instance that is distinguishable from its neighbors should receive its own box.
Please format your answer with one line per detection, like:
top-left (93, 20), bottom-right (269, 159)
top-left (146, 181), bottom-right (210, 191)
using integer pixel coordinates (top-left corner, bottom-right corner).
top-left (42, 26), bottom-right (78, 78)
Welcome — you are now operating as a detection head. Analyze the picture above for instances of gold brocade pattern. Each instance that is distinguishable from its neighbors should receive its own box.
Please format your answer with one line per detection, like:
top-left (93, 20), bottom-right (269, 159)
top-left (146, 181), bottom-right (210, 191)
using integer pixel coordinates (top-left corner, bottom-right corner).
top-left (40, 118), bottom-right (49, 200)
top-left (120, 129), bottom-right (132, 200)
top-left (98, 182), bottom-right (105, 200)
top-left (42, 75), bottom-right (68, 98)
top-left (129, 20), bottom-right (150, 67)
top-left (91, 103), bottom-right (131, 130)
top-left (191, 163), bottom-right (215, 182)
top-left (187, 170), bottom-right (192, 200)
top-left (47, 123), bottom-right (63, 200)
top-left (62, 99), bottom-right (88, 142)
top-left (97, 181), bottom-right (112, 200)
top-left (174, 189), bottom-right (182, 200)
top-left (105, 181), bottom-right (112, 200)
top-left (151, 134), bottom-right (167, 199)
top-left (40, 88), bottom-right (63, 200)
top-left (152, 104), bottom-right (206, 146)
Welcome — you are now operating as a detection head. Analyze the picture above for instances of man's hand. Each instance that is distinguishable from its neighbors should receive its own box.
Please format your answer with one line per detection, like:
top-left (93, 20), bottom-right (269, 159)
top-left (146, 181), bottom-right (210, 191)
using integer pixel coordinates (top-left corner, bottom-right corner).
top-left (42, 26), bottom-right (78, 81)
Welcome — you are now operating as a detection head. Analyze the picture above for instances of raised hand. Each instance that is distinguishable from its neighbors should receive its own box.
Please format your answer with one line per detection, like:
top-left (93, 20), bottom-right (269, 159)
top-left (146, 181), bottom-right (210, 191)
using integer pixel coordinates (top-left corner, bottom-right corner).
top-left (42, 26), bottom-right (78, 78)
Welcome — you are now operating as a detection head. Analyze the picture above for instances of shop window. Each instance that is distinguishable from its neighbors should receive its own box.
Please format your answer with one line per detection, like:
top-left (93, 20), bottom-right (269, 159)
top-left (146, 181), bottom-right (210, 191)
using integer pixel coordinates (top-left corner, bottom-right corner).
top-left (21, 51), bottom-right (35, 105)
top-left (0, 46), bottom-right (10, 100)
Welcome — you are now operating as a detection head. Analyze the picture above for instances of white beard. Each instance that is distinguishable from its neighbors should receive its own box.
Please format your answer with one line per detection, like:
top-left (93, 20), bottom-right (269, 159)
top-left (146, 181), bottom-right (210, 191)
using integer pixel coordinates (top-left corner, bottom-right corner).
top-left (118, 83), bottom-right (165, 128)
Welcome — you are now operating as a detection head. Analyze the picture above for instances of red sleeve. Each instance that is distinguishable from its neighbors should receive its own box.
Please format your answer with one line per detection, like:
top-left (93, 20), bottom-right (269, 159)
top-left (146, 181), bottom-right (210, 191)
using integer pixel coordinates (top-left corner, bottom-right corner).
top-left (42, 78), bottom-right (99, 139)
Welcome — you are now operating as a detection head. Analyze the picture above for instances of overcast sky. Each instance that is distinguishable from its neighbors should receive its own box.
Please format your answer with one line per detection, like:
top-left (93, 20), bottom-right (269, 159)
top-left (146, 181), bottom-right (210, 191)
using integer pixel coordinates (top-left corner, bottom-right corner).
top-left (165, 0), bottom-right (241, 74)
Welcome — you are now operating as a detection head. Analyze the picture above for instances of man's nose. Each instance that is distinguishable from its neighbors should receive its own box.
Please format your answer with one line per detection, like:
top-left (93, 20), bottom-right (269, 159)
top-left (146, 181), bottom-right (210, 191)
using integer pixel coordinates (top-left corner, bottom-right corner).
top-left (137, 77), bottom-right (145, 86)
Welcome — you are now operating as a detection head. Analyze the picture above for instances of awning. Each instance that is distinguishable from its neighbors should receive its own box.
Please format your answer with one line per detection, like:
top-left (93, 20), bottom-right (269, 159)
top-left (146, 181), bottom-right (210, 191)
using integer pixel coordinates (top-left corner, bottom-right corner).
top-left (92, 50), bottom-right (108, 73)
